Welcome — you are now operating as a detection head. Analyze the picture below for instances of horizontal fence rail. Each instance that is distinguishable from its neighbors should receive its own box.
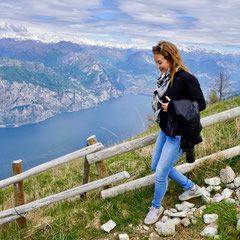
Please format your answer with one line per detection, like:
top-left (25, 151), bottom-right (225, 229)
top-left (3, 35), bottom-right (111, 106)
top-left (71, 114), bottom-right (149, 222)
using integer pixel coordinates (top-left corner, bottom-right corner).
top-left (0, 171), bottom-right (130, 225)
top-left (87, 107), bottom-right (240, 164)
top-left (0, 142), bottom-right (104, 189)
top-left (101, 145), bottom-right (240, 199)
top-left (87, 133), bottom-right (158, 164)
top-left (200, 106), bottom-right (240, 127)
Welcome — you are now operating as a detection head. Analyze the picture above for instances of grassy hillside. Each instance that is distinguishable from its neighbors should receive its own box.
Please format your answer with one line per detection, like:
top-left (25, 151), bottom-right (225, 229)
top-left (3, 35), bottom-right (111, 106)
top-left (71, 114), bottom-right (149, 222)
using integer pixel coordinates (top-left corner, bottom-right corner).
top-left (0, 96), bottom-right (240, 240)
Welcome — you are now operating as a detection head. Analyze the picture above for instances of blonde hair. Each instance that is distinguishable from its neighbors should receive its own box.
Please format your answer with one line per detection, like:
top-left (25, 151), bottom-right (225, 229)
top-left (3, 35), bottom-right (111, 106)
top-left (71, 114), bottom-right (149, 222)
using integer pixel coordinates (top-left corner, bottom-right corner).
top-left (152, 41), bottom-right (190, 84)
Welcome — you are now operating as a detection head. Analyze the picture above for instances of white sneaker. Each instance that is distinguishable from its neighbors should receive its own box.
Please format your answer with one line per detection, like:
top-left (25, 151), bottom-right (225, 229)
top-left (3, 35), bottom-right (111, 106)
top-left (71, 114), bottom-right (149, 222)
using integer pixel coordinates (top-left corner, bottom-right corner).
top-left (179, 185), bottom-right (204, 201)
top-left (144, 206), bottom-right (164, 225)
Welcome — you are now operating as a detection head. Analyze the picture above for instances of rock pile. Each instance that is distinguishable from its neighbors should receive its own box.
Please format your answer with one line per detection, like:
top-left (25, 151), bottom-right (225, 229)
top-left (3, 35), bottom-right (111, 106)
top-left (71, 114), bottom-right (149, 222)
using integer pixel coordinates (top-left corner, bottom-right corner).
top-left (154, 201), bottom-right (205, 237)
top-left (152, 166), bottom-right (240, 238)
top-left (202, 166), bottom-right (240, 205)
top-left (101, 166), bottom-right (240, 239)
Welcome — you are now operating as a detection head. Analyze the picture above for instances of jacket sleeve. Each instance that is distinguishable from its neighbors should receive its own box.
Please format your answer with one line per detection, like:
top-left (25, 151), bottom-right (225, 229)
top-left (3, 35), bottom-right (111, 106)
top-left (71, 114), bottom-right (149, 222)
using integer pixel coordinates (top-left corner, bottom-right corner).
top-left (184, 75), bottom-right (206, 111)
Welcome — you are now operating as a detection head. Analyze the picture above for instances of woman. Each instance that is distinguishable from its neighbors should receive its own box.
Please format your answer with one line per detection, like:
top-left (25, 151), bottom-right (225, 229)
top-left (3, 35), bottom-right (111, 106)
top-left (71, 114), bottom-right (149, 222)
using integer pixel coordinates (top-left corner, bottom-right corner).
top-left (144, 41), bottom-right (206, 225)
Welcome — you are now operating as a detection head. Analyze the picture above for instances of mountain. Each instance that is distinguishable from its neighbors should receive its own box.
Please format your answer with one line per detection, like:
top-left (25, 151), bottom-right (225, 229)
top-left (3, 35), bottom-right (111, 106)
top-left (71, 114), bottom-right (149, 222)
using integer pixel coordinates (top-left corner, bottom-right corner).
top-left (0, 39), bottom-right (125, 127)
top-left (0, 38), bottom-right (239, 127)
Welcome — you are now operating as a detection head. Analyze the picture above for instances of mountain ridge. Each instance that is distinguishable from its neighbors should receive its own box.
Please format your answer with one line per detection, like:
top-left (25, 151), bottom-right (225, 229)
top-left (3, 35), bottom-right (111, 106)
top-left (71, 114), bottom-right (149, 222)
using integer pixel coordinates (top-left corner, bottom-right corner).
top-left (0, 38), bottom-right (239, 127)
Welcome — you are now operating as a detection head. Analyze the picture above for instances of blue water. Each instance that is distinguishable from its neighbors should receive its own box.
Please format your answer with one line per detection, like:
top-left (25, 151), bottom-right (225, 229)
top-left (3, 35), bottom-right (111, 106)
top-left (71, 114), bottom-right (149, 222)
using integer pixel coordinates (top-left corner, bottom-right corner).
top-left (0, 94), bottom-right (153, 180)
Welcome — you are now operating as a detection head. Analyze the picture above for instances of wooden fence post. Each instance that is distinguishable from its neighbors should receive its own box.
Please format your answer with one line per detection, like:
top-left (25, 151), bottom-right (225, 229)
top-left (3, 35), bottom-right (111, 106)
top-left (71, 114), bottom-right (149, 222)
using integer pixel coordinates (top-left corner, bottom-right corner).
top-left (12, 159), bottom-right (26, 228)
top-left (81, 136), bottom-right (94, 185)
top-left (82, 135), bottom-right (111, 190)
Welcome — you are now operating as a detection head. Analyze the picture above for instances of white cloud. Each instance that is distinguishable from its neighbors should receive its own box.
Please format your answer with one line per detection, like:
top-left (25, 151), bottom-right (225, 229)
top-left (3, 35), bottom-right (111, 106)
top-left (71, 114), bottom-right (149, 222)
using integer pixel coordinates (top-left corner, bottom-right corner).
top-left (0, 0), bottom-right (240, 52)
top-left (118, 0), bottom-right (240, 46)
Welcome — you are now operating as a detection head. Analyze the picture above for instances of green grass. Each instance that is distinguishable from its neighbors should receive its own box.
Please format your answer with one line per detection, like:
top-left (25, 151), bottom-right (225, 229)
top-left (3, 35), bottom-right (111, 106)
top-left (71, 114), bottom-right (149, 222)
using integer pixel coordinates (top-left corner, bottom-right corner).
top-left (0, 96), bottom-right (240, 240)
top-left (203, 202), bottom-right (238, 240)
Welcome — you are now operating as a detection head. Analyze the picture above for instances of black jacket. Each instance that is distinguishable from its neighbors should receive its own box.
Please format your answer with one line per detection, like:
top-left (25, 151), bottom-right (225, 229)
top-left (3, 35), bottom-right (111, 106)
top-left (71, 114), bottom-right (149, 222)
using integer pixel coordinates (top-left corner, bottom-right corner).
top-left (159, 69), bottom-right (206, 134)
top-left (166, 99), bottom-right (203, 163)
top-left (157, 69), bottom-right (206, 163)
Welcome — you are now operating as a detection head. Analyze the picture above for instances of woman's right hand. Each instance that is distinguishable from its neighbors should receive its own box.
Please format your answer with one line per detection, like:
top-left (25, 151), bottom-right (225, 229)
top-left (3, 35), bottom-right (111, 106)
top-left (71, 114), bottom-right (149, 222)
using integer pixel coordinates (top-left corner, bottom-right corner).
top-left (162, 96), bottom-right (171, 112)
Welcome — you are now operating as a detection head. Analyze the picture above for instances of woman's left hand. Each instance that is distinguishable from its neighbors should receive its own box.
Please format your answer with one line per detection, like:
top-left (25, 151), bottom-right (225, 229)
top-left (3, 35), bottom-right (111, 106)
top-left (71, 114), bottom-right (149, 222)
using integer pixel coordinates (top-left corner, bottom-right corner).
top-left (162, 96), bottom-right (171, 112)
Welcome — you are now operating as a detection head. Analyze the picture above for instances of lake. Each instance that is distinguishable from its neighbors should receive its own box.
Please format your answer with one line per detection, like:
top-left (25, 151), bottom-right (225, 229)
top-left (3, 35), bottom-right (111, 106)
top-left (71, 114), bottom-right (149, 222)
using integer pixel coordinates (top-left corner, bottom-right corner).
top-left (0, 94), bottom-right (154, 180)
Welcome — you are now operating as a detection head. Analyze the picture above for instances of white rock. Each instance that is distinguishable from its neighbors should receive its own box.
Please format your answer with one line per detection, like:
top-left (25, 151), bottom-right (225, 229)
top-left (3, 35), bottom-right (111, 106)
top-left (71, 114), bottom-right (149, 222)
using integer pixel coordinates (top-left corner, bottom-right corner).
top-left (214, 235), bottom-right (220, 239)
top-left (175, 204), bottom-right (190, 212)
top-left (203, 214), bottom-right (218, 224)
top-left (156, 220), bottom-right (176, 236)
top-left (161, 216), bottom-right (170, 223)
top-left (234, 177), bottom-right (240, 188)
top-left (212, 193), bottom-right (224, 202)
top-left (201, 194), bottom-right (211, 203)
top-left (224, 198), bottom-right (236, 203)
top-left (236, 190), bottom-right (240, 200)
top-left (220, 166), bottom-right (235, 184)
top-left (101, 219), bottom-right (116, 233)
top-left (119, 233), bottom-right (129, 240)
top-left (190, 216), bottom-right (198, 225)
top-left (168, 211), bottom-right (187, 218)
top-left (181, 218), bottom-right (191, 227)
top-left (221, 188), bottom-right (234, 199)
top-left (143, 225), bottom-right (149, 231)
top-left (163, 210), bottom-right (172, 216)
top-left (169, 208), bottom-right (178, 213)
top-left (202, 187), bottom-right (211, 197)
top-left (149, 232), bottom-right (161, 240)
top-left (205, 177), bottom-right (221, 186)
top-left (182, 201), bottom-right (195, 208)
top-left (187, 212), bottom-right (194, 217)
top-left (200, 226), bottom-right (218, 237)
top-left (226, 183), bottom-right (236, 189)
top-left (237, 213), bottom-right (240, 220)
top-left (199, 205), bottom-right (207, 210)
top-left (190, 207), bottom-right (197, 213)
top-left (170, 217), bottom-right (181, 225)
top-left (206, 186), bottom-right (221, 192)
top-left (155, 221), bottom-right (162, 229)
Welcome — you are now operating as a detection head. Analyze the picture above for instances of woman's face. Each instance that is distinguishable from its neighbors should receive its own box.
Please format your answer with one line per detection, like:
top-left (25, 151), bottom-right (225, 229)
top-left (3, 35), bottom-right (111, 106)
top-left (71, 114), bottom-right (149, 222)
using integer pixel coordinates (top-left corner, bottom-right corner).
top-left (154, 54), bottom-right (171, 73)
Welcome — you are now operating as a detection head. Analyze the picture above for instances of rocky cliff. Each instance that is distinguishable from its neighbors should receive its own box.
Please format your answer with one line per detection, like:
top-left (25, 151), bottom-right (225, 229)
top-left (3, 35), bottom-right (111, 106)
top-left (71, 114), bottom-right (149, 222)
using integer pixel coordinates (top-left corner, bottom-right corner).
top-left (0, 54), bottom-right (123, 127)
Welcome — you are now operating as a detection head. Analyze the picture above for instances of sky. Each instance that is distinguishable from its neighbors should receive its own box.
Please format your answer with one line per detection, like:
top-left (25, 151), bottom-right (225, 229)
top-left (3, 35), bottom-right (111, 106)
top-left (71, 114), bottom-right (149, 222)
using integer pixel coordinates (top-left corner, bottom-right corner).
top-left (0, 0), bottom-right (240, 53)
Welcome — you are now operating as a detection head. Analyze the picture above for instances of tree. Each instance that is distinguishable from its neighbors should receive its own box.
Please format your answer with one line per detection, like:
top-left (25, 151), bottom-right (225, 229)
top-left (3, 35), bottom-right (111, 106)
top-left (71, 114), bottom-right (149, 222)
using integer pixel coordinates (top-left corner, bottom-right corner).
top-left (208, 71), bottom-right (231, 103)
top-left (207, 89), bottom-right (218, 104)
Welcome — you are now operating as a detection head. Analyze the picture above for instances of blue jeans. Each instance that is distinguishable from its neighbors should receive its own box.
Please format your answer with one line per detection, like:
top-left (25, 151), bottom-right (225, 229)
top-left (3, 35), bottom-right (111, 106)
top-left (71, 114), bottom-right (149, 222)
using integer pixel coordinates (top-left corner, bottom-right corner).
top-left (151, 130), bottom-right (194, 209)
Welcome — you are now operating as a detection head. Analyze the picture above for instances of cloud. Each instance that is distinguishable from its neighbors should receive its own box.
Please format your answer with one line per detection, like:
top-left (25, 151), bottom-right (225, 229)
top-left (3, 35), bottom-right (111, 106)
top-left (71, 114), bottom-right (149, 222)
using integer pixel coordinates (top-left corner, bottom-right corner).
top-left (7, 24), bottom-right (28, 33)
top-left (0, 23), bottom-right (28, 34)
top-left (0, 0), bottom-right (240, 52)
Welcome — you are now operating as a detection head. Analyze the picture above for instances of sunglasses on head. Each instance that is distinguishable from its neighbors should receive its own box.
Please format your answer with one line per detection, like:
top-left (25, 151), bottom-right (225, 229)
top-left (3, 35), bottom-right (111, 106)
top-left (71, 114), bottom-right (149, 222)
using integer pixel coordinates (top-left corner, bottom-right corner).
top-left (152, 46), bottom-right (161, 52)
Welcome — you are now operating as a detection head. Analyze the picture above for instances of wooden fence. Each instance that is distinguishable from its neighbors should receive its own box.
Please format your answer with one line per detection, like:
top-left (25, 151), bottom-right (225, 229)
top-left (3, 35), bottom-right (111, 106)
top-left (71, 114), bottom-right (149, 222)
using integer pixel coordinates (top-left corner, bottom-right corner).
top-left (0, 142), bottom-right (104, 189)
top-left (86, 106), bottom-right (240, 164)
top-left (101, 146), bottom-right (240, 199)
top-left (0, 106), bottom-right (239, 226)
